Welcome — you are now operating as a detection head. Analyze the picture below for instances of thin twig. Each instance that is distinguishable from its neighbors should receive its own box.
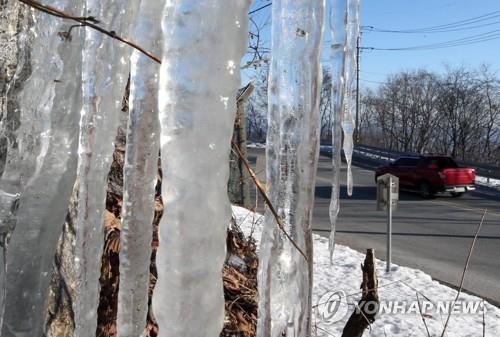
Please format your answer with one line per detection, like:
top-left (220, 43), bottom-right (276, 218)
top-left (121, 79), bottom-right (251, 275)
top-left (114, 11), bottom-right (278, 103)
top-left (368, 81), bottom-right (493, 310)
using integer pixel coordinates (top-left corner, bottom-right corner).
top-left (17, 0), bottom-right (161, 63)
top-left (416, 292), bottom-right (431, 337)
top-left (440, 209), bottom-right (487, 337)
top-left (231, 141), bottom-right (309, 263)
top-left (482, 299), bottom-right (486, 337)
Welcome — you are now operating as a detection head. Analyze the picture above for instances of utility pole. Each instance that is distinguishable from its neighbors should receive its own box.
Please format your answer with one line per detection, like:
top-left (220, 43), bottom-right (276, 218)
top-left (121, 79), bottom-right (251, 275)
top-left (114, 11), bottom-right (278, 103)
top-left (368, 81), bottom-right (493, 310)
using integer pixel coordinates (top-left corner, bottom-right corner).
top-left (355, 34), bottom-right (360, 144)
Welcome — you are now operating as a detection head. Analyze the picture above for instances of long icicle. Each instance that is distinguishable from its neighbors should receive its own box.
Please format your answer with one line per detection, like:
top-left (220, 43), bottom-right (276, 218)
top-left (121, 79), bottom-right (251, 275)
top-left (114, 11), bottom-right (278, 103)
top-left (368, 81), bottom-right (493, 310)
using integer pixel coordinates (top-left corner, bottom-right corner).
top-left (342, 0), bottom-right (360, 197)
top-left (153, 1), bottom-right (250, 337)
top-left (73, 0), bottom-right (141, 335)
top-left (0, 1), bottom-right (84, 335)
top-left (328, 0), bottom-right (348, 257)
top-left (117, 0), bottom-right (162, 335)
top-left (256, 1), bottom-right (325, 337)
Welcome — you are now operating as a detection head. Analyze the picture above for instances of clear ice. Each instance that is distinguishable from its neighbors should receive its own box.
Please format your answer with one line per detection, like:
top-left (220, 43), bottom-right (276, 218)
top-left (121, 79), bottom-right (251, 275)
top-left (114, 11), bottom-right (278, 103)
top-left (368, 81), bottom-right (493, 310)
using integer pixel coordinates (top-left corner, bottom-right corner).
top-left (342, 0), bottom-right (360, 197)
top-left (73, 0), bottom-right (140, 335)
top-left (328, 0), bottom-right (348, 255)
top-left (153, 1), bottom-right (249, 337)
top-left (0, 2), bottom-right (84, 335)
top-left (256, 1), bottom-right (325, 337)
top-left (117, 0), bottom-right (162, 335)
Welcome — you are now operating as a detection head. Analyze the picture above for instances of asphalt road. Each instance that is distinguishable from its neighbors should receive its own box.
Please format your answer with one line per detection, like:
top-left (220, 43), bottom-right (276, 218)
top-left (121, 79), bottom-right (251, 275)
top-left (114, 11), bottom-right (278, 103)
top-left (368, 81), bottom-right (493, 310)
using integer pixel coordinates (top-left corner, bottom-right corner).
top-left (247, 147), bottom-right (500, 306)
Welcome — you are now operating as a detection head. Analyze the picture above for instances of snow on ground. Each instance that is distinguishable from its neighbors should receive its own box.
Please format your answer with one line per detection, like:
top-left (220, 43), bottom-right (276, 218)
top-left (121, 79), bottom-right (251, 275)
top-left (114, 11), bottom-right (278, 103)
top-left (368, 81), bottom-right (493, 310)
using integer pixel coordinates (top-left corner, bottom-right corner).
top-left (246, 142), bottom-right (266, 149)
top-left (475, 176), bottom-right (500, 189)
top-left (232, 206), bottom-right (500, 337)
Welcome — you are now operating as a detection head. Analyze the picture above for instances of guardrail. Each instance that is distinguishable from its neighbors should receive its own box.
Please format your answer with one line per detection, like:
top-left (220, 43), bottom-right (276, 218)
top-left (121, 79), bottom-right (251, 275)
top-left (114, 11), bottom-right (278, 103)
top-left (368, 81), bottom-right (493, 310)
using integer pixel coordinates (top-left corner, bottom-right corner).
top-left (353, 144), bottom-right (500, 180)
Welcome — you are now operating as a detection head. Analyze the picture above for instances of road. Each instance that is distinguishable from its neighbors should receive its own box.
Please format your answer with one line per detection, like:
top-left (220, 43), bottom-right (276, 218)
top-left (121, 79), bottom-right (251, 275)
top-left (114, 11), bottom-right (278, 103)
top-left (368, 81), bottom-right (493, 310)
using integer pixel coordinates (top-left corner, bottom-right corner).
top-left (247, 147), bottom-right (500, 306)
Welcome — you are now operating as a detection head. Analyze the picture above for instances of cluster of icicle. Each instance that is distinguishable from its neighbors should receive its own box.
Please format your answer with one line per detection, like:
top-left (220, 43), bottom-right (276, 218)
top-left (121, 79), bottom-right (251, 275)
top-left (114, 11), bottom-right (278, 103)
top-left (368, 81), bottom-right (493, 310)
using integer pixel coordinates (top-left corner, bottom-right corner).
top-left (329, 0), bottom-right (360, 255)
top-left (0, 0), bottom-right (355, 336)
top-left (0, 0), bottom-right (249, 336)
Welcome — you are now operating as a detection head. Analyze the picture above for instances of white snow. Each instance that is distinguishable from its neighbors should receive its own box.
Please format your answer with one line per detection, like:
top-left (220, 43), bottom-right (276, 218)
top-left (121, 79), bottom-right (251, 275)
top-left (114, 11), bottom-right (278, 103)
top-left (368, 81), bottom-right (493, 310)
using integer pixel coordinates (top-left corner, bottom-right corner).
top-left (232, 206), bottom-right (500, 337)
top-left (247, 142), bottom-right (267, 149)
top-left (475, 176), bottom-right (500, 190)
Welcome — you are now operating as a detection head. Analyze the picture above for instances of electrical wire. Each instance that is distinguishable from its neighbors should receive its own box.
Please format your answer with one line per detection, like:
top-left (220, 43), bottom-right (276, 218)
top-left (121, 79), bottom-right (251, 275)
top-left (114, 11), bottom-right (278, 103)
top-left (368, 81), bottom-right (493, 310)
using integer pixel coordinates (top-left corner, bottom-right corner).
top-left (364, 10), bottom-right (500, 34)
top-left (363, 28), bottom-right (500, 51)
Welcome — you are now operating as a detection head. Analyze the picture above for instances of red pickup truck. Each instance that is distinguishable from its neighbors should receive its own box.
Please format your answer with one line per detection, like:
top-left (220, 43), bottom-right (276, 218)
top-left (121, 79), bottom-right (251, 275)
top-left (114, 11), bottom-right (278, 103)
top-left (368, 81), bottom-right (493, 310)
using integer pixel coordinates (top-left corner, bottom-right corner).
top-left (375, 156), bottom-right (476, 198)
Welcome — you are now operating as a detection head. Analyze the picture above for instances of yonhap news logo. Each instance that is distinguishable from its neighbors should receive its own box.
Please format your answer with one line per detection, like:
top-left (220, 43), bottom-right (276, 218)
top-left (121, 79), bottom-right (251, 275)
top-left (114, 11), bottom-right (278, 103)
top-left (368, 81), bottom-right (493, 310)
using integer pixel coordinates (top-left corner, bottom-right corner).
top-left (315, 290), bottom-right (487, 323)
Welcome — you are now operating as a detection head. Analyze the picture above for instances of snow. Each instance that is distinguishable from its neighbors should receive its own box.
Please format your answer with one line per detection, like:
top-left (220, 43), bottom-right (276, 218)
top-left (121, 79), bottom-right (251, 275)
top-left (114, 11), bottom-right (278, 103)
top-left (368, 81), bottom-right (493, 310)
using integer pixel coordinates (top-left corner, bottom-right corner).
top-left (247, 142), bottom-right (266, 149)
top-left (233, 206), bottom-right (500, 337)
top-left (475, 176), bottom-right (500, 190)
top-left (257, 1), bottom-right (325, 337)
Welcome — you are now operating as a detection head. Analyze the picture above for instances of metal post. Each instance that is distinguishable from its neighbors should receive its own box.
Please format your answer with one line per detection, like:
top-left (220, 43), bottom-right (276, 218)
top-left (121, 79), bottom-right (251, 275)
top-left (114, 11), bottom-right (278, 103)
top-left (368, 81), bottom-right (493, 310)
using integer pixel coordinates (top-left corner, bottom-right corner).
top-left (355, 34), bottom-right (360, 144)
top-left (386, 177), bottom-right (392, 273)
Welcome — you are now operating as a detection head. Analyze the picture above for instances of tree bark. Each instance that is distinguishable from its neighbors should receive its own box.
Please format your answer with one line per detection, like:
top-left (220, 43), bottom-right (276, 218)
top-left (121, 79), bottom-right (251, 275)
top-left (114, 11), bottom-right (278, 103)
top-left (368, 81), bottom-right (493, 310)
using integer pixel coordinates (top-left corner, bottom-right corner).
top-left (341, 249), bottom-right (378, 337)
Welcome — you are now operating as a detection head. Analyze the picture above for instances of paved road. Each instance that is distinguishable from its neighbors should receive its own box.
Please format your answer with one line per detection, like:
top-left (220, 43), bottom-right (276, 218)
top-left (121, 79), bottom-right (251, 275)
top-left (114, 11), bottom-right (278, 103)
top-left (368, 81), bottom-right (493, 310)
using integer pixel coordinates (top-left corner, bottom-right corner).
top-left (247, 147), bottom-right (500, 306)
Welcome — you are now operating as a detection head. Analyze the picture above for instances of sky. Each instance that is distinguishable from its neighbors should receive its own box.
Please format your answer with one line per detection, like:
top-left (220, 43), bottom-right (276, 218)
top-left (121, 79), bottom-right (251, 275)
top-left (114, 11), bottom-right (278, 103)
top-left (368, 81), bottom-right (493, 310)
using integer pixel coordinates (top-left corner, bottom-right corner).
top-left (245, 0), bottom-right (500, 88)
top-left (358, 0), bottom-right (500, 87)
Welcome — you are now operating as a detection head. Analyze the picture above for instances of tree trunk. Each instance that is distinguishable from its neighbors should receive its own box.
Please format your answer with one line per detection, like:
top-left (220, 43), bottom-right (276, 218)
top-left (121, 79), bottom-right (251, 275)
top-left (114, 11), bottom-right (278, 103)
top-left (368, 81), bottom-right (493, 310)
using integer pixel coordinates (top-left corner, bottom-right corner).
top-left (341, 249), bottom-right (378, 337)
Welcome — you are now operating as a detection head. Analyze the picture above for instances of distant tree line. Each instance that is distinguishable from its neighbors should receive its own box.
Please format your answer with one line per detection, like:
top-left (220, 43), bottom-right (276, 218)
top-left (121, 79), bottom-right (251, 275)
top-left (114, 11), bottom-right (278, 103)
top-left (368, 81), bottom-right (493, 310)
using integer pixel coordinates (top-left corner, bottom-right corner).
top-left (244, 65), bottom-right (500, 165)
top-left (360, 65), bottom-right (500, 165)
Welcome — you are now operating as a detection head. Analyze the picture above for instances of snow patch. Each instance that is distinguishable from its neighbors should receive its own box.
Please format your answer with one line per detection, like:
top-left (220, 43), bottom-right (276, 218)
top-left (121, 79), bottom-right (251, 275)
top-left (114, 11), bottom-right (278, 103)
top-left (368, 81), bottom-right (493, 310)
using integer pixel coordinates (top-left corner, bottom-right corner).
top-left (232, 206), bottom-right (500, 337)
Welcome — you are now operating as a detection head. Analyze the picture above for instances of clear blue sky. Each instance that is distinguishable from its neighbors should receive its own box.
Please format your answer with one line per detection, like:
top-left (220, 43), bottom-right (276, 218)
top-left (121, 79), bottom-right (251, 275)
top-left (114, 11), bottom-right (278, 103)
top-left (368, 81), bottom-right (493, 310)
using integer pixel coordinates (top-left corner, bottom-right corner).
top-left (358, 0), bottom-right (500, 87)
top-left (244, 0), bottom-right (500, 87)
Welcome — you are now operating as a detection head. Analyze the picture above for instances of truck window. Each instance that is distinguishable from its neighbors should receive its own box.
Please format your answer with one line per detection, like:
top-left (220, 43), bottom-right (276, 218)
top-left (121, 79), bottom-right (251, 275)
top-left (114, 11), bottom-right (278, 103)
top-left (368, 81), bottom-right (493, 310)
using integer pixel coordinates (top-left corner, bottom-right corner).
top-left (394, 158), bottom-right (419, 167)
top-left (426, 157), bottom-right (458, 169)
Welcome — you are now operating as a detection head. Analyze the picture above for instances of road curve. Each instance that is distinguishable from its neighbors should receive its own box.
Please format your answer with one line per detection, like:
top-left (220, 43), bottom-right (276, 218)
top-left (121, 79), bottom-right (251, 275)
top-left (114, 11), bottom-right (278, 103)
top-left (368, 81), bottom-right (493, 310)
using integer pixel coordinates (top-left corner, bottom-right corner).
top-left (247, 147), bottom-right (500, 306)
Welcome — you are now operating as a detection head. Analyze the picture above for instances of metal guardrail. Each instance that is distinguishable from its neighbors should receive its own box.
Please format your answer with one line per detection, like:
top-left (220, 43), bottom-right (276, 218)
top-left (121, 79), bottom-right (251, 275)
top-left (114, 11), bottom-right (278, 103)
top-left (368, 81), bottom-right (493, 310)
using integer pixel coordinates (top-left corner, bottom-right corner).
top-left (354, 144), bottom-right (500, 180)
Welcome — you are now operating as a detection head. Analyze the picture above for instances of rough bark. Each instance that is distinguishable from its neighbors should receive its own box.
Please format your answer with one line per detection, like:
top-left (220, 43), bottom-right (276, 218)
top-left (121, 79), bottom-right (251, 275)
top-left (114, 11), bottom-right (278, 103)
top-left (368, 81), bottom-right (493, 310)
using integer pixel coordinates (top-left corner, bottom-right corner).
top-left (228, 83), bottom-right (254, 208)
top-left (0, 0), bottom-right (32, 176)
top-left (341, 249), bottom-right (379, 337)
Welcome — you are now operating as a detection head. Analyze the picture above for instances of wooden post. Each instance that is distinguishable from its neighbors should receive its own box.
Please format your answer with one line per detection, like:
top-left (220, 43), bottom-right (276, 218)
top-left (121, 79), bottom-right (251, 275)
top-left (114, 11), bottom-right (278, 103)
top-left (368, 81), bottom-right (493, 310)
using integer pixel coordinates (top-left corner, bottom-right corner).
top-left (228, 82), bottom-right (254, 208)
top-left (341, 249), bottom-right (379, 337)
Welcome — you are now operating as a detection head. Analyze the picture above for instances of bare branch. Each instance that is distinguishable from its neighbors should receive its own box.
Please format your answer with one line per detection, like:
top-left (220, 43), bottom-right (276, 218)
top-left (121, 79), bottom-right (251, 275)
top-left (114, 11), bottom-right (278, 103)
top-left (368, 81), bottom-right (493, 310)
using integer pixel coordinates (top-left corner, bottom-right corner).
top-left (440, 209), bottom-right (487, 337)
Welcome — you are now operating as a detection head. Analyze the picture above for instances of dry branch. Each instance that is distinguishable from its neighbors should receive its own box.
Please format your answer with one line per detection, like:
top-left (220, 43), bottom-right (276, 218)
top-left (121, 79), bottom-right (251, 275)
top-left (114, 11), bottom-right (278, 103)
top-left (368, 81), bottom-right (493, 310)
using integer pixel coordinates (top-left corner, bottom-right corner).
top-left (440, 209), bottom-right (487, 337)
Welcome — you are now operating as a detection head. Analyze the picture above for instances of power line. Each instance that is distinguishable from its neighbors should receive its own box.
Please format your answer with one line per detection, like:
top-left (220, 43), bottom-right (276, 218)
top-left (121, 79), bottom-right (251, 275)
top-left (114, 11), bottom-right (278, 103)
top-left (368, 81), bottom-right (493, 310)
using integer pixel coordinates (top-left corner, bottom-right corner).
top-left (363, 28), bottom-right (500, 51)
top-left (249, 2), bottom-right (272, 15)
top-left (364, 19), bottom-right (500, 34)
top-left (363, 10), bottom-right (500, 34)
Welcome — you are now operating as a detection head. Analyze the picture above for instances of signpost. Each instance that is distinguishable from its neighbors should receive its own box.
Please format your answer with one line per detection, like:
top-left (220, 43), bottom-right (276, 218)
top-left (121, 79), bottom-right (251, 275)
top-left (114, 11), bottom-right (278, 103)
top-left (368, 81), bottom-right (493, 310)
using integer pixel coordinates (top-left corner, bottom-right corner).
top-left (376, 174), bottom-right (399, 272)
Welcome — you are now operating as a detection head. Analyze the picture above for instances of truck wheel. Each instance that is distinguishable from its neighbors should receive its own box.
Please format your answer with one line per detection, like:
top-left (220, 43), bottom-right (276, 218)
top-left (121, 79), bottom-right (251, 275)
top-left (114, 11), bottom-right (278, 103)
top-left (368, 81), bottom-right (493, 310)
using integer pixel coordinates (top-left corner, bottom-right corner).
top-left (419, 182), bottom-right (434, 199)
top-left (450, 192), bottom-right (463, 198)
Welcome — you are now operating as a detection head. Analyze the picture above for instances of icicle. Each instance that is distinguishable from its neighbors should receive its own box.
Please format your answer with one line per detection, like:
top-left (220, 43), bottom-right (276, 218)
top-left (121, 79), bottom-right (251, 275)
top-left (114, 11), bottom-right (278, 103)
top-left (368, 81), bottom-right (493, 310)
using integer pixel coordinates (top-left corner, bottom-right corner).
top-left (116, 0), bottom-right (162, 336)
top-left (73, 1), bottom-right (140, 335)
top-left (328, 0), bottom-right (348, 257)
top-left (0, 2), bottom-right (84, 335)
top-left (256, 1), bottom-right (325, 337)
top-left (153, 1), bottom-right (249, 336)
top-left (342, 0), bottom-right (360, 196)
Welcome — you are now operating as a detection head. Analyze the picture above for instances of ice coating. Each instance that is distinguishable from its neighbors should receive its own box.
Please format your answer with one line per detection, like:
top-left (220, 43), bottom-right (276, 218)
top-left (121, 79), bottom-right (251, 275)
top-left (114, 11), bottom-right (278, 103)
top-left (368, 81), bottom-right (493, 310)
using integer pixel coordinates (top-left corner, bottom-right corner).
top-left (342, 0), bottom-right (360, 196)
top-left (0, 2), bottom-right (84, 335)
top-left (73, 0), bottom-right (140, 335)
top-left (328, 0), bottom-right (348, 256)
top-left (256, 1), bottom-right (325, 337)
top-left (116, 0), bottom-right (162, 336)
top-left (153, 1), bottom-right (250, 337)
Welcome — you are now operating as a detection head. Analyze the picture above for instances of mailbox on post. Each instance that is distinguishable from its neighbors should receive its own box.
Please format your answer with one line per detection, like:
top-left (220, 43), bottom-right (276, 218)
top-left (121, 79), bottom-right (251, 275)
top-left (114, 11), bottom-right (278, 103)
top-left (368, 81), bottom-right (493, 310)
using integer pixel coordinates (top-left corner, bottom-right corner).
top-left (377, 173), bottom-right (399, 211)
top-left (376, 173), bottom-right (399, 272)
